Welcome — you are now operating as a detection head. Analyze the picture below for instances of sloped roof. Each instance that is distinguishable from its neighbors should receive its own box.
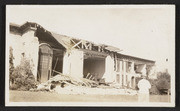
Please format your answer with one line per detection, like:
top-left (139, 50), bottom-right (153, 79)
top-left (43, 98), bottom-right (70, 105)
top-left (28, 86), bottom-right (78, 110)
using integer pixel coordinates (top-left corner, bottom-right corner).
top-left (10, 22), bottom-right (155, 63)
top-left (50, 32), bottom-right (121, 52)
top-left (50, 32), bottom-right (72, 49)
top-left (117, 53), bottom-right (155, 65)
top-left (10, 22), bottom-right (66, 49)
top-left (10, 22), bottom-right (121, 52)
top-left (104, 45), bottom-right (122, 52)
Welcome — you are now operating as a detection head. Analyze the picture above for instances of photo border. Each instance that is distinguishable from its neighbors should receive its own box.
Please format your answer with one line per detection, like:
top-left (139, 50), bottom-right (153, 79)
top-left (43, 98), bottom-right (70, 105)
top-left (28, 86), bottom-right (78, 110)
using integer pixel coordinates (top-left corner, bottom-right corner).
top-left (0, 0), bottom-right (179, 111)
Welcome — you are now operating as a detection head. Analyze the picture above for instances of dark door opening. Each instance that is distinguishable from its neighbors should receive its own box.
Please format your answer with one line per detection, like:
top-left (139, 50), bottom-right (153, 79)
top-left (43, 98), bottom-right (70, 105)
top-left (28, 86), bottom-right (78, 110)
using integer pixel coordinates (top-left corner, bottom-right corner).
top-left (83, 57), bottom-right (105, 81)
top-left (51, 49), bottom-right (64, 76)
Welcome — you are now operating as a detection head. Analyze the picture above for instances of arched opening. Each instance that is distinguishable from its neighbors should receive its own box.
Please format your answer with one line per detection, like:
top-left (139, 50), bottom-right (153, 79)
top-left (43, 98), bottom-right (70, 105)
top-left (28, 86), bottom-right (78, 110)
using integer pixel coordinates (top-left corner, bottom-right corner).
top-left (37, 43), bottom-right (53, 83)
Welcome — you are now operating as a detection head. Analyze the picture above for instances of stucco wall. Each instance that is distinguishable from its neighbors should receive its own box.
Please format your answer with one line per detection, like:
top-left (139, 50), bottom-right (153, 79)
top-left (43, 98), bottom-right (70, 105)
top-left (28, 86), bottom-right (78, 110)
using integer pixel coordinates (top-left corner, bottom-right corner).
top-left (9, 30), bottom-right (39, 80)
top-left (63, 49), bottom-right (84, 78)
top-left (9, 33), bottom-right (24, 67)
top-left (102, 55), bottom-right (115, 83)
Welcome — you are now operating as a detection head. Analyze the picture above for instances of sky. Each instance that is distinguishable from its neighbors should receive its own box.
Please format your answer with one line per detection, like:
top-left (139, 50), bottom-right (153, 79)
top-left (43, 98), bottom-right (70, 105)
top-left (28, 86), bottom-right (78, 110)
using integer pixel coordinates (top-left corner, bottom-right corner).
top-left (6, 5), bottom-right (175, 73)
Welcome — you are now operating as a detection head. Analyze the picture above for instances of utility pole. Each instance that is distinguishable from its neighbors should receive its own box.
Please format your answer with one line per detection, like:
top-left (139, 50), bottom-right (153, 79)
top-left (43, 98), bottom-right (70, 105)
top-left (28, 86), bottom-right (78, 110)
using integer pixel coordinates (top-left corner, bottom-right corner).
top-left (166, 58), bottom-right (170, 102)
top-left (165, 58), bottom-right (168, 73)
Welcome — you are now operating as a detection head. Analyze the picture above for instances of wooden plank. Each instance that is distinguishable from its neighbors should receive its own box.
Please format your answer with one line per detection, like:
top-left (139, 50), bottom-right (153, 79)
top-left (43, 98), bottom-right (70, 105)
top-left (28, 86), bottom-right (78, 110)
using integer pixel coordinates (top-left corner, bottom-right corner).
top-left (71, 39), bottom-right (77, 45)
top-left (81, 42), bottom-right (83, 49)
top-left (89, 75), bottom-right (92, 80)
top-left (88, 43), bottom-right (92, 50)
top-left (86, 73), bottom-right (90, 79)
top-left (71, 39), bottom-right (81, 49)
top-left (71, 40), bottom-right (82, 49)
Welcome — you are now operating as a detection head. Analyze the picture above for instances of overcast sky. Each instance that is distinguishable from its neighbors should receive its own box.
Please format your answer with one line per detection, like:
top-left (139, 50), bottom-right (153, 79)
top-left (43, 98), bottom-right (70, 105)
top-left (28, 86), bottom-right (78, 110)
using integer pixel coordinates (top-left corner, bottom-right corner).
top-left (7, 5), bottom-right (175, 72)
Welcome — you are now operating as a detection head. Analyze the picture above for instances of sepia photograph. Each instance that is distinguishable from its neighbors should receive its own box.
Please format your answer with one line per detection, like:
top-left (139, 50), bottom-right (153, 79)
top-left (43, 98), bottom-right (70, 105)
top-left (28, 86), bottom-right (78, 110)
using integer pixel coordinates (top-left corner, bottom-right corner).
top-left (5, 5), bottom-right (175, 107)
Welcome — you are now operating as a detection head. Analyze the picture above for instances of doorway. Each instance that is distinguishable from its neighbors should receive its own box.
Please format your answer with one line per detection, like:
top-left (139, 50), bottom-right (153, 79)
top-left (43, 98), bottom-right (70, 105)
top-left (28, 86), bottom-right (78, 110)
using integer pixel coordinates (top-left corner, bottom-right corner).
top-left (37, 43), bottom-right (53, 83)
top-left (83, 56), bottom-right (105, 81)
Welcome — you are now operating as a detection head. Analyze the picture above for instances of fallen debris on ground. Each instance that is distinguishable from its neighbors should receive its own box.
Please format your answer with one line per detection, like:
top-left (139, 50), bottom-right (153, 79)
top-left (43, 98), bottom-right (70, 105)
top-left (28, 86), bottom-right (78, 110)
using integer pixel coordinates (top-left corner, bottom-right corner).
top-left (33, 72), bottom-right (137, 95)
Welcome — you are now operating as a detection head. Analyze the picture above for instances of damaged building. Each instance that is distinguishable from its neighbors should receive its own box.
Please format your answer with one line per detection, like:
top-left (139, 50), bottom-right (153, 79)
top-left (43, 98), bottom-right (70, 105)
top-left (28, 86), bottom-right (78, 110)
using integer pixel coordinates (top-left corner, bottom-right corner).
top-left (9, 22), bottom-right (155, 89)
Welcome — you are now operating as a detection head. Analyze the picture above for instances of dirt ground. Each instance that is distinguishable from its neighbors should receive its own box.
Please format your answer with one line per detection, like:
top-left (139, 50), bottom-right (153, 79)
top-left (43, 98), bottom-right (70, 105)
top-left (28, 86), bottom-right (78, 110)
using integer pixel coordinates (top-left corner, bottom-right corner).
top-left (9, 90), bottom-right (170, 103)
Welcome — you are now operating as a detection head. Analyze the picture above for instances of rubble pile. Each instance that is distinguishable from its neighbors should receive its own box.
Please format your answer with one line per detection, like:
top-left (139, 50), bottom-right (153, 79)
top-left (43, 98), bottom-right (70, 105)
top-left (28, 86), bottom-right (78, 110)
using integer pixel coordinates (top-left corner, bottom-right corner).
top-left (34, 73), bottom-right (137, 95)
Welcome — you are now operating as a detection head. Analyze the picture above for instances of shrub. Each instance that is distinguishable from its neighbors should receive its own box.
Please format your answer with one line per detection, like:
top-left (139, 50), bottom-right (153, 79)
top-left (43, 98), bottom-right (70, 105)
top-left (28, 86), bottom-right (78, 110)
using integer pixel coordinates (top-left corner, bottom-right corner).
top-left (156, 72), bottom-right (170, 94)
top-left (10, 57), bottom-right (37, 91)
top-left (9, 47), bottom-right (14, 85)
top-left (148, 72), bottom-right (170, 95)
top-left (149, 79), bottom-right (160, 95)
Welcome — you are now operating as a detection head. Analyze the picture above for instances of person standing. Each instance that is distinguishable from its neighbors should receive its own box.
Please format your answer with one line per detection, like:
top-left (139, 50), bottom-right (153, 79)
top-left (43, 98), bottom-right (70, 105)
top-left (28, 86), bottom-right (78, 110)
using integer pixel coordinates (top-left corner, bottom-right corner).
top-left (138, 75), bottom-right (151, 102)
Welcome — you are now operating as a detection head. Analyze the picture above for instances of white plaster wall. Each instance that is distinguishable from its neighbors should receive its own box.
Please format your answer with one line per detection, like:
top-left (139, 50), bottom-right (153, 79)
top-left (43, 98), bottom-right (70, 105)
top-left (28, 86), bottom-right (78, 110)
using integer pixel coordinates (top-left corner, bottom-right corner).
top-left (9, 30), bottom-right (39, 80)
top-left (119, 61), bottom-right (123, 86)
top-left (129, 62), bottom-right (135, 73)
top-left (21, 30), bottom-right (39, 80)
top-left (63, 50), bottom-right (84, 78)
top-left (62, 52), bottom-right (71, 75)
top-left (123, 61), bottom-right (127, 86)
top-left (102, 55), bottom-right (115, 83)
top-left (9, 33), bottom-right (24, 67)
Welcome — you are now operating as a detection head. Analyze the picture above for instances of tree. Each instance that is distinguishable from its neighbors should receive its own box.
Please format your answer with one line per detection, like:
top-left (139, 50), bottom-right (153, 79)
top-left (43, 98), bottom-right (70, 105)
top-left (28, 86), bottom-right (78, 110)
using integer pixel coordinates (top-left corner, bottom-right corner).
top-left (156, 72), bottom-right (170, 94)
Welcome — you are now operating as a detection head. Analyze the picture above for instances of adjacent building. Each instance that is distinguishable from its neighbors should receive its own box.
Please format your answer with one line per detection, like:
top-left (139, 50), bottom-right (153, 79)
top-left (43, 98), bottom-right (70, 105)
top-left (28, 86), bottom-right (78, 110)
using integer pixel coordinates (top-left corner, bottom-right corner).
top-left (9, 22), bottom-right (155, 89)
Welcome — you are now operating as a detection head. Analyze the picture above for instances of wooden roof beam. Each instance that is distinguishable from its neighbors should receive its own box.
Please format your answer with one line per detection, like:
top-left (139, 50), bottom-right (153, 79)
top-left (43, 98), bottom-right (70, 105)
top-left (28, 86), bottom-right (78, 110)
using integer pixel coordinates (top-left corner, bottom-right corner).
top-left (71, 39), bottom-right (81, 49)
